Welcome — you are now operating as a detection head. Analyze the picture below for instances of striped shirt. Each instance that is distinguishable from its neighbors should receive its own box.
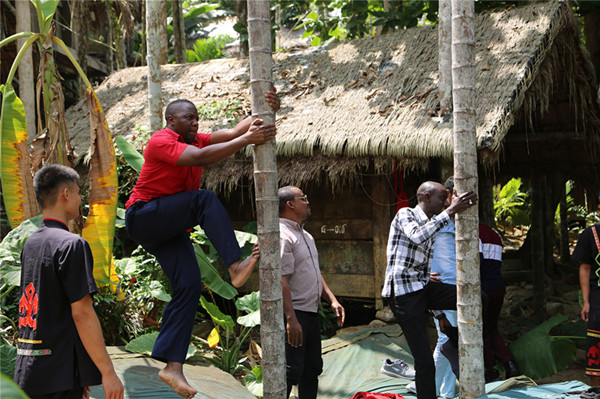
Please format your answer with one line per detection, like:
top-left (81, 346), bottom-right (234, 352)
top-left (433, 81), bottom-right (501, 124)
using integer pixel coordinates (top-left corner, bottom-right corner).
top-left (382, 205), bottom-right (451, 297)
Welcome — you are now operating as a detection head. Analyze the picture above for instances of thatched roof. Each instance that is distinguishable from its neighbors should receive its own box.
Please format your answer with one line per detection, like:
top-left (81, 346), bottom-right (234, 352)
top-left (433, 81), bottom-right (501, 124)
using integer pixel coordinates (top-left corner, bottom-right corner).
top-left (66, 0), bottom-right (600, 191)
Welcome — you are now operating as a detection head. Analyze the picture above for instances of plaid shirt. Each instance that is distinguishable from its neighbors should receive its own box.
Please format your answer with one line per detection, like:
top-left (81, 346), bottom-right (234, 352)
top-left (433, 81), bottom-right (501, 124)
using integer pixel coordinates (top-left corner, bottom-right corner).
top-left (382, 205), bottom-right (451, 297)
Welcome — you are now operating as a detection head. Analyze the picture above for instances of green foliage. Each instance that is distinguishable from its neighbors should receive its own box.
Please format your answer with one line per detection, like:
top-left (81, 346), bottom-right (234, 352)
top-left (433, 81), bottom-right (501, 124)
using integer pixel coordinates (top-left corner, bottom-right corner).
top-left (200, 292), bottom-right (260, 375)
top-left (0, 345), bottom-right (16, 378)
top-left (295, 0), bottom-right (438, 47)
top-left (236, 291), bottom-right (260, 327)
top-left (115, 136), bottom-right (144, 174)
top-left (0, 372), bottom-right (28, 399)
top-left (244, 365), bottom-right (264, 397)
top-left (197, 99), bottom-right (244, 122)
top-left (319, 301), bottom-right (339, 338)
top-left (494, 178), bottom-right (530, 228)
top-left (125, 331), bottom-right (197, 359)
top-left (186, 35), bottom-right (235, 63)
top-left (509, 314), bottom-right (579, 380)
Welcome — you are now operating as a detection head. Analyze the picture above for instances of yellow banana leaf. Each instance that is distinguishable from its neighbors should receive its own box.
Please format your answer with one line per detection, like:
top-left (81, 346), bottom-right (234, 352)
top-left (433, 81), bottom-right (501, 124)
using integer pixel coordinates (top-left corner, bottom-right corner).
top-left (0, 86), bottom-right (39, 228)
top-left (208, 327), bottom-right (221, 348)
top-left (81, 89), bottom-right (119, 288)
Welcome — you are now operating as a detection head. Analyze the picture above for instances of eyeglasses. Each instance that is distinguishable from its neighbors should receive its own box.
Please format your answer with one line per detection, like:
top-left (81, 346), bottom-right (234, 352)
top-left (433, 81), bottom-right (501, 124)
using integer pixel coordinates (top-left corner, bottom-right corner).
top-left (293, 195), bottom-right (308, 202)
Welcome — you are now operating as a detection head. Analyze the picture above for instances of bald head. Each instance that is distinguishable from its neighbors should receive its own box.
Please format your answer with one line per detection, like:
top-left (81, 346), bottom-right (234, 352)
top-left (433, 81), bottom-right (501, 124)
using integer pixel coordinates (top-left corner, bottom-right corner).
top-left (417, 181), bottom-right (445, 202)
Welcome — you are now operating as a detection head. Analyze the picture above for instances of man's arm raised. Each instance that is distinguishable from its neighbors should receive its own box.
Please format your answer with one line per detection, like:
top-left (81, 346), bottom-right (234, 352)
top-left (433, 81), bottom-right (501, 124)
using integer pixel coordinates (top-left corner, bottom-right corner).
top-left (177, 119), bottom-right (276, 167)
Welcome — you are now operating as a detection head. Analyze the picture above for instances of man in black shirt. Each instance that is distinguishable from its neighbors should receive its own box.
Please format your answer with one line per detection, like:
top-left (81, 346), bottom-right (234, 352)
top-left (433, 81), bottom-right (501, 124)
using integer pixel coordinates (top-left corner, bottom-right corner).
top-left (574, 193), bottom-right (600, 387)
top-left (14, 164), bottom-right (124, 399)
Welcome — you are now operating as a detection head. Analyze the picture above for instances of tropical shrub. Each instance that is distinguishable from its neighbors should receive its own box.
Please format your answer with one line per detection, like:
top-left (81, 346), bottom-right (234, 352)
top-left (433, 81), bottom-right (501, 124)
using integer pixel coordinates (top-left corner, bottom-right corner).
top-left (493, 178), bottom-right (530, 229)
top-left (185, 34), bottom-right (235, 62)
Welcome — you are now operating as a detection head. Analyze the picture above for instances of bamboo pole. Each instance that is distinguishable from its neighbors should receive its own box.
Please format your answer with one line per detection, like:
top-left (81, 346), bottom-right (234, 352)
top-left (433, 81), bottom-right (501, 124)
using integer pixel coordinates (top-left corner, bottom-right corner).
top-left (247, 1), bottom-right (286, 398)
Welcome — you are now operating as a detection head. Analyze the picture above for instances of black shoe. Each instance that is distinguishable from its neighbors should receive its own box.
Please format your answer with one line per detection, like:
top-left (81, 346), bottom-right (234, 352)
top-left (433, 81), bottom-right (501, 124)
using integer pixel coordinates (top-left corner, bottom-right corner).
top-left (504, 360), bottom-right (520, 378)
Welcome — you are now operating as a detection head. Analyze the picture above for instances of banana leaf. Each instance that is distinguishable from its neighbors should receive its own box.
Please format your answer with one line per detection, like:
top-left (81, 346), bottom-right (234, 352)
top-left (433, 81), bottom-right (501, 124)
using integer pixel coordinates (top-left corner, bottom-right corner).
top-left (509, 314), bottom-right (577, 380)
top-left (81, 89), bottom-right (119, 288)
top-left (115, 136), bottom-right (144, 173)
top-left (193, 243), bottom-right (237, 300)
top-left (0, 86), bottom-right (39, 228)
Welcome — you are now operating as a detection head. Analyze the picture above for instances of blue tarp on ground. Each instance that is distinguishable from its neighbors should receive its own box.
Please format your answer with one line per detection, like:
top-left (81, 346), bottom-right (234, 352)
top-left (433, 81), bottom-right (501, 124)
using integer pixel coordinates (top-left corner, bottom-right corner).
top-left (319, 325), bottom-right (590, 399)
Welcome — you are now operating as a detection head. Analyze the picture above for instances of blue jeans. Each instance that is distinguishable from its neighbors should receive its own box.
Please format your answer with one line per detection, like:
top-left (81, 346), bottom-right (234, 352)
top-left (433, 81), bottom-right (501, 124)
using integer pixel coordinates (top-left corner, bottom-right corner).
top-left (126, 190), bottom-right (242, 363)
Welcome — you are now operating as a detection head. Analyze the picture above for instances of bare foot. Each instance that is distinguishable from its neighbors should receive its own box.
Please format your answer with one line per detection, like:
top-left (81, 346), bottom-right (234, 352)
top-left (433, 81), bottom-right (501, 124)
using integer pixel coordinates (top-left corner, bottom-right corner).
top-left (158, 362), bottom-right (197, 398)
top-left (229, 243), bottom-right (260, 287)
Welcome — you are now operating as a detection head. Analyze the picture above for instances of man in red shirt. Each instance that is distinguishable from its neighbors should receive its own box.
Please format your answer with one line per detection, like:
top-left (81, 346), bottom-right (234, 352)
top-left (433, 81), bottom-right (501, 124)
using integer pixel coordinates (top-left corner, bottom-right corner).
top-left (125, 91), bottom-right (279, 398)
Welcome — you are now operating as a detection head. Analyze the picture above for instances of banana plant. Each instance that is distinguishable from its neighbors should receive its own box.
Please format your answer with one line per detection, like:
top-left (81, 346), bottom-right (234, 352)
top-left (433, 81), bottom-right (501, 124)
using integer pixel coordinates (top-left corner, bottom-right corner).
top-left (0, 0), bottom-right (118, 287)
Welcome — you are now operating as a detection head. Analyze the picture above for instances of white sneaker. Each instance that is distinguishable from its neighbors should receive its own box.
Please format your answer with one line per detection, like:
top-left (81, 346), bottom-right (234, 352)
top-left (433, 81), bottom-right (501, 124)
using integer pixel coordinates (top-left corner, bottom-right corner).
top-left (380, 358), bottom-right (416, 380)
top-left (406, 381), bottom-right (417, 394)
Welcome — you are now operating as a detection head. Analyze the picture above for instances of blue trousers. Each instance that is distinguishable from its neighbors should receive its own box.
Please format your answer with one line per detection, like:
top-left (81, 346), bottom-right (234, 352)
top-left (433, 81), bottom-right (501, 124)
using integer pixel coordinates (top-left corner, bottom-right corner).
top-left (125, 190), bottom-right (242, 363)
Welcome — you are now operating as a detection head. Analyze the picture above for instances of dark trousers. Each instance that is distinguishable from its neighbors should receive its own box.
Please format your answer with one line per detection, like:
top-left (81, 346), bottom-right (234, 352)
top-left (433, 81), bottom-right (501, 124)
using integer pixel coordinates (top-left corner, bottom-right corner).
top-left (30, 387), bottom-right (84, 399)
top-left (126, 190), bottom-right (242, 363)
top-left (389, 282), bottom-right (457, 399)
top-left (285, 310), bottom-right (323, 399)
top-left (483, 289), bottom-right (514, 372)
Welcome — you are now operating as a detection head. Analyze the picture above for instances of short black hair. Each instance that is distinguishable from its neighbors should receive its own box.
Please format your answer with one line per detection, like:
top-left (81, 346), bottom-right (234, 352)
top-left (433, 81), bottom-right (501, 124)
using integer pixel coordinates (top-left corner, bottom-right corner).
top-left (278, 186), bottom-right (297, 214)
top-left (33, 164), bottom-right (79, 208)
top-left (444, 176), bottom-right (454, 192)
top-left (164, 99), bottom-right (196, 122)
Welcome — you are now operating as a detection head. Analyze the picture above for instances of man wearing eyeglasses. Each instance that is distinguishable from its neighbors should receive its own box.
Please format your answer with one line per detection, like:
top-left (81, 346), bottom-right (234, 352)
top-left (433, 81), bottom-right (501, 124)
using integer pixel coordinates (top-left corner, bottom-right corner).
top-left (278, 186), bottom-right (345, 399)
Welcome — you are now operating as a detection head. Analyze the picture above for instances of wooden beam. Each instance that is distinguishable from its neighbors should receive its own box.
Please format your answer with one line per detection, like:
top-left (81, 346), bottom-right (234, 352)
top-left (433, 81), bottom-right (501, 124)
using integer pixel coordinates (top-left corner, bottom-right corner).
top-left (54, 43), bottom-right (108, 75)
top-left (371, 175), bottom-right (392, 309)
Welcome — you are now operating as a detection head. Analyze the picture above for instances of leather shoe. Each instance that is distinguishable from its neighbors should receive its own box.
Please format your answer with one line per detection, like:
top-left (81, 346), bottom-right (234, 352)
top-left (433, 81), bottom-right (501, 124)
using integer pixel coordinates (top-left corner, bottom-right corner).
top-left (504, 359), bottom-right (520, 378)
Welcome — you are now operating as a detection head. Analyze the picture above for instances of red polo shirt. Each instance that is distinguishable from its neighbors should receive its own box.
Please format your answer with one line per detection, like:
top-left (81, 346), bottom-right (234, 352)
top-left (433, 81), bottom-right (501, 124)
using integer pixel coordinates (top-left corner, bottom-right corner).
top-left (125, 128), bottom-right (212, 208)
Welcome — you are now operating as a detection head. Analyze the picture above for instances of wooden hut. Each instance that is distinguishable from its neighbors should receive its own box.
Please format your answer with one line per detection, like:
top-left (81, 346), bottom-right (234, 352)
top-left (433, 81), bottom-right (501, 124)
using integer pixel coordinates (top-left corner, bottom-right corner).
top-left (66, 1), bottom-right (600, 309)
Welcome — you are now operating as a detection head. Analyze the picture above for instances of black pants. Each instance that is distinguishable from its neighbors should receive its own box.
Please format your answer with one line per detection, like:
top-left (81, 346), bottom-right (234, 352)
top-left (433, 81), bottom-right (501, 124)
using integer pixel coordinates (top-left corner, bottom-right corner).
top-left (30, 387), bottom-right (84, 399)
top-left (285, 310), bottom-right (323, 399)
top-left (389, 282), bottom-right (457, 399)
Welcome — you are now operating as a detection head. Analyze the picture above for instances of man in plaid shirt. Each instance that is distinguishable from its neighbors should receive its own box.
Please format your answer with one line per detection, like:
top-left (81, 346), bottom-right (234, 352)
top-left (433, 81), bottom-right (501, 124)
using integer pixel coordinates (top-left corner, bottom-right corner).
top-left (383, 181), bottom-right (477, 399)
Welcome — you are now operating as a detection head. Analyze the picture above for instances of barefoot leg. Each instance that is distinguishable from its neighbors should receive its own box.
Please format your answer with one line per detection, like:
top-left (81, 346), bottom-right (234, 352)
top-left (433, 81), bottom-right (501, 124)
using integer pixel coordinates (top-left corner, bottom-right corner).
top-left (158, 361), bottom-right (198, 398)
top-left (228, 245), bottom-right (260, 287)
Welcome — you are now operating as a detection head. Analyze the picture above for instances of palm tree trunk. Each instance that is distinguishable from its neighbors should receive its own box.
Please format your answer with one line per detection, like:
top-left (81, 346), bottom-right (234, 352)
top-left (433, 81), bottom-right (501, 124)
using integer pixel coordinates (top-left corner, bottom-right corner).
top-left (451, 0), bottom-right (485, 397)
top-left (147, 0), bottom-right (163, 132)
top-left (247, 1), bottom-right (285, 398)
top-left (16, 0), bottom-right (36, 142)
top-left (439, 0), bottom-right (452, 117)
top-left (171, 0), bottom-right (186, 64)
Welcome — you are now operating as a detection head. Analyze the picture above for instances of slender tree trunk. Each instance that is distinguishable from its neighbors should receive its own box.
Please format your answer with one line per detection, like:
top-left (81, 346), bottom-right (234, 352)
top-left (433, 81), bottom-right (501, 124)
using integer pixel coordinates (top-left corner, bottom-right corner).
top-left (439, 0), bottom-right (452, 117)
top-left (141, 0), bottom-right (147, 66)
top-left (159, 0), bottom-right (168, 64)
top-left (237, 0), bottom-right (249, 57)
top-left (451, 0), bottom-right (484, 398)
top-left (559, 179), bottom-right (570, 264)
top-left (105, 2), bottom-right (115, 73)
top-left (247, 2), bottom-right (285, 398)
top-left (16, 0), bottom-right (36, 141)
top-left (171, 0), bottom-right (186, 64)
top-left (72, 0), bottom-right (89, 100)
top-left (147, 0), bottom-right (163, 132)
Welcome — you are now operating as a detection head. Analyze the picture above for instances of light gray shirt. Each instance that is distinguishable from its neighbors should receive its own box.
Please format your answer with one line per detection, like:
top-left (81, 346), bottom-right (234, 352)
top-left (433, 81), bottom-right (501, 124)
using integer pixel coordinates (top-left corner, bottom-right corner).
top-left (280, 218), bottom-right (323, 313)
